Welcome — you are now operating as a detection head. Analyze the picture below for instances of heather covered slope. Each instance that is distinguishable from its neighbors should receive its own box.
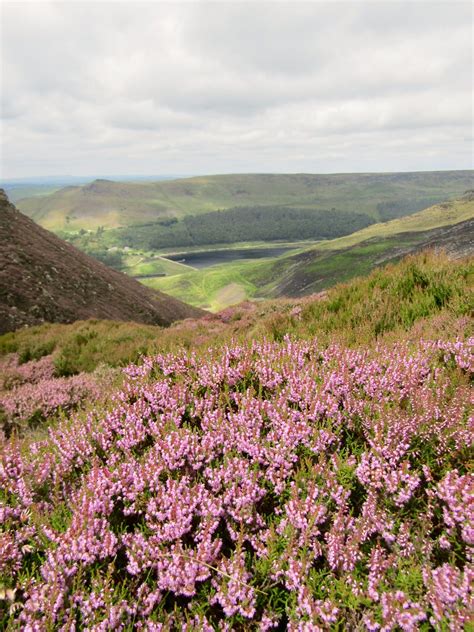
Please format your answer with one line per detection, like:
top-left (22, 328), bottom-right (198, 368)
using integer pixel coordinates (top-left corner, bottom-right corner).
top-left (0, 190), bottom-right (203, 334)
top-left (1, 252), bottom-right (471, 436)
top-left (0, 315), bottom-right (472, 628)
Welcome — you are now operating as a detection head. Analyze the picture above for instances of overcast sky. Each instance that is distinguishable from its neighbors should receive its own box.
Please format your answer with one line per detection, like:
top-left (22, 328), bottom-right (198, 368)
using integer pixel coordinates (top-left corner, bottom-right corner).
top-left (1, 1), bottom-right (472, 179)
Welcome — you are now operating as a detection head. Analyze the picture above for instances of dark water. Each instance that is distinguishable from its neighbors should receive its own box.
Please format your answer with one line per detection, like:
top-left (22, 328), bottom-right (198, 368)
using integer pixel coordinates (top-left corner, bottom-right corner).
top-left (163, 246), bottom-right (295, 269)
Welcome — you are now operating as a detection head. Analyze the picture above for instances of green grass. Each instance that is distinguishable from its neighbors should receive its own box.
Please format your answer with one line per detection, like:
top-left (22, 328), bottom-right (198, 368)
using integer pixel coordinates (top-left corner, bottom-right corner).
top-left (0, 320), bottom-right (165, 376)
top-left (121, 253), bottom-right (194, 277)
top-left (255, 251), bottom-right (473, 346)
top-left (144, 260), bottom-right (266, 311)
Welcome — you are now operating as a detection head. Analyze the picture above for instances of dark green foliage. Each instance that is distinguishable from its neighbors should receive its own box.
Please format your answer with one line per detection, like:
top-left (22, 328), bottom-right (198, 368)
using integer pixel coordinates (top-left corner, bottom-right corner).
top-left (83, 248), bottom-right (124, 270)
top-left (112, 206), bottom-right (375, 250)
top-left (18, 341), bottom-right (56, 364)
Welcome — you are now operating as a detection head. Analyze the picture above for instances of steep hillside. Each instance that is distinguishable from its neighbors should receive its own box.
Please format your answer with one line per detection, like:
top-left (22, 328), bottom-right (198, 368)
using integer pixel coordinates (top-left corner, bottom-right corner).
top-left (149, 193), bottom-right (474, 309)
top-left (0, 190), bottom-right (203, 334)
top-left (17, 170), bottom-right (473, 232)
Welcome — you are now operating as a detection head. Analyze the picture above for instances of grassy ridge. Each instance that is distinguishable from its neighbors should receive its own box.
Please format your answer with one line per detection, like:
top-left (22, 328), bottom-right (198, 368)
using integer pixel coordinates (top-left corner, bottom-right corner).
top-left (16, 171), bottom-right (473, 232)
top-left (316, 194), bottom-right (474, 251)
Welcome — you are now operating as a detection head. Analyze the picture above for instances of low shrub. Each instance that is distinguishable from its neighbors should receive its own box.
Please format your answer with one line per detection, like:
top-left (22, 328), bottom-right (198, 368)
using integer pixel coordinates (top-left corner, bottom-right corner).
top-left (0, 336), bottom-right (472, 628)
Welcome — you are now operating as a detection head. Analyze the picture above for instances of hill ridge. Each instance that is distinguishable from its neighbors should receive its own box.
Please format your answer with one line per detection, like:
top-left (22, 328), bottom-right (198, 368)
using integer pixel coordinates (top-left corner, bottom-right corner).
top-left (16, 170), bottom-right (474, 231)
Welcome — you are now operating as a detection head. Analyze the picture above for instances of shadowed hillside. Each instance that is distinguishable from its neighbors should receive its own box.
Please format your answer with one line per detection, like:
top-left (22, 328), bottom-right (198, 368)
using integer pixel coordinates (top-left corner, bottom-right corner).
top-left (0, 190), bottom-right (204, 334)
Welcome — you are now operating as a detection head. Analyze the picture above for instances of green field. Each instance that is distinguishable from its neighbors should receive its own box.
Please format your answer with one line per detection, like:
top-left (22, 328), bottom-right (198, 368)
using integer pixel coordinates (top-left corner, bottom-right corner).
top-left (121, 252), bottom-right (194, 277)
top-left (143, 259), bottom-right (268, 311)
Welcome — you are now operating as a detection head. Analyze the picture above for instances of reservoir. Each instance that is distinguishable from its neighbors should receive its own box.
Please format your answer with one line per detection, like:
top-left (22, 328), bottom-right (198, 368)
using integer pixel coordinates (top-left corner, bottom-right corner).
top-left (163, 246), bottom-right (296, 269)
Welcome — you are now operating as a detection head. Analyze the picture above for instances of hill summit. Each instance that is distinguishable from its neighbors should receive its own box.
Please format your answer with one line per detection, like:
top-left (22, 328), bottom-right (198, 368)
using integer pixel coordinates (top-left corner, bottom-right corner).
top-left (0, 190), bottom-right (203, 334)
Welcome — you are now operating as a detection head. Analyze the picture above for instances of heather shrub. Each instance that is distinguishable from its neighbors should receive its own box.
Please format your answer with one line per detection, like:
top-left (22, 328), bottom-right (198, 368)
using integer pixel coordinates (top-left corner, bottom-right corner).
top-left (0, 354), bottom-right (55, 390)
top-left (0, 354), bottom-right (117, 438)
top-left (0, 336), bottom-right (472, 629)
top-left (0, 372), bottom-right (101, 432)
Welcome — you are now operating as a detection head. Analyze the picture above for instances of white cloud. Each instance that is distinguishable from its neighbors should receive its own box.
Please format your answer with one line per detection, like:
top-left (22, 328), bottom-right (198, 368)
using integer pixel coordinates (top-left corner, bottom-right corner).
top-left (1, 1), bottom-right (472, 178)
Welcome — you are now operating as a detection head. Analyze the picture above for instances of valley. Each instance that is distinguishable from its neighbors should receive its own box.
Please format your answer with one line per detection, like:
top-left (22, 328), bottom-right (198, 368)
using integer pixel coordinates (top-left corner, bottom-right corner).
top-left (2, 3), bottom-right (473, 627)
top-left (13, 171), bottom-right (473, 312)
top-left (145, 192), bottom-right (474, 310)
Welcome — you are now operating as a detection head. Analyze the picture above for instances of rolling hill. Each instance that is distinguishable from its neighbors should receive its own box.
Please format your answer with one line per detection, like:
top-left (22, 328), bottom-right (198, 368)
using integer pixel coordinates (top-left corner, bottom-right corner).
top-left (0, 190), bottom-right (204, 334)
top-left (16, 170), bottom-right (474, 233)
top-left (147, 193), bottom-right (474, 309)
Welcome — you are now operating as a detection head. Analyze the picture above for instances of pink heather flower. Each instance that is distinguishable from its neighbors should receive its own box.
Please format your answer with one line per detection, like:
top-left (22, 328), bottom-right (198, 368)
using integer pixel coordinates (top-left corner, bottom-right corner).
top-left (437, 470), bottom-right (474, 544)
top-left (211, 550), bottom-right (256, 618)
top-left (0, 336), bottom-right (472, 628)
top-left (380, 591), bottom-right (426, 631)
top-left (424, 564), bottom-right (473, 629)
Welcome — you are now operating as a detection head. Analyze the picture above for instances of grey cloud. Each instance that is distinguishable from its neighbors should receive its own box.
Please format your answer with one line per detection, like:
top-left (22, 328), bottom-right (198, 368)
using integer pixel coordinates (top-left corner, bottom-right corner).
top-left (1, 1), bottom-right (472, 178)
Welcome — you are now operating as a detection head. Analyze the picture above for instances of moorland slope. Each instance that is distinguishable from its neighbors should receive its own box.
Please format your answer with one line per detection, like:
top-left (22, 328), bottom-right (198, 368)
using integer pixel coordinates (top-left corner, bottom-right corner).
top-left (0, 190), bottom-right (203, 334)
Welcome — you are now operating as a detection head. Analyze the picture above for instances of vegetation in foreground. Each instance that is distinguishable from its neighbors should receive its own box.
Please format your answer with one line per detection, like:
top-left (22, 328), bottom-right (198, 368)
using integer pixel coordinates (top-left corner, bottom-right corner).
top-left (0, 252), bottom-right (472, 629)
top-left (1, 335), bottom-right (472, 629)
top-left (1, 252), bottom-right (471, 376)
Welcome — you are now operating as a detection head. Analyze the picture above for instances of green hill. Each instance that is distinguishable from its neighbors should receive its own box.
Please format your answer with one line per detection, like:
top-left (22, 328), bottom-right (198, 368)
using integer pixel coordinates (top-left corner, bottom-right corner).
top-left (147, 194), bottom-right (474, 310)
top-left (17, 171), bottom-right (473, 233)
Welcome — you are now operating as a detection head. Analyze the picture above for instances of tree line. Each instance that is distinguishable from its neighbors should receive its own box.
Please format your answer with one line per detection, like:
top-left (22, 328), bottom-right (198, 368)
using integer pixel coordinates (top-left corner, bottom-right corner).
top-left (113, 206), bottom-right (375, 250)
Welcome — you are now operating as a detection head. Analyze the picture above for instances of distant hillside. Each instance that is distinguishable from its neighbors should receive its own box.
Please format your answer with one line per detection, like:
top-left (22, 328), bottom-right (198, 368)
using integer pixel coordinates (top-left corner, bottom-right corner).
top-left (0, 190), bottom-right (203, 334)
top-left (16, 171), bottom-right (474, 233)
top-left (270, 216), bottom-right (474, 298)
top-left (148, 193), bottom-right (474, 309)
